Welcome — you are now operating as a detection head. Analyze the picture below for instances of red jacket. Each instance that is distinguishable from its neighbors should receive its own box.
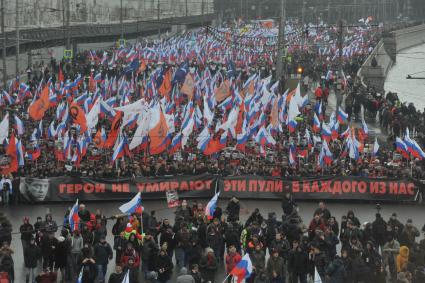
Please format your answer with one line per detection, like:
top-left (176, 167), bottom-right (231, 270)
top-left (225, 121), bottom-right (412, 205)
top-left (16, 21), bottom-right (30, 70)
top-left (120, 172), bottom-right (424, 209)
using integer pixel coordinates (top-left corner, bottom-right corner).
top-left (225, 252), bottom-right (242, 273)
top-left (315, 87), bottom-right (323, 98)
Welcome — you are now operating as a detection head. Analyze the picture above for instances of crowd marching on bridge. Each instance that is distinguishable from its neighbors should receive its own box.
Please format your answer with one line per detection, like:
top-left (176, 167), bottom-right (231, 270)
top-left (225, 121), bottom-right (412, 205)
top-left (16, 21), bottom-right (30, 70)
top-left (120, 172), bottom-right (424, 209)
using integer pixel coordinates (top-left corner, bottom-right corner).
top-left (0, 196), bottom-right (425, 282)
top-left (0, 18), bottom-right (425, 283)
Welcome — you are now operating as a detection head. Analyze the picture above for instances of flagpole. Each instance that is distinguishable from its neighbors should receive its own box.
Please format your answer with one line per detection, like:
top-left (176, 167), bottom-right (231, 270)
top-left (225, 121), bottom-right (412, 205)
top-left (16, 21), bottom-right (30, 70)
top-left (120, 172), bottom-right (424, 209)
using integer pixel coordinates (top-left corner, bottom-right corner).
top-left (221, 273), bottom-right (231, 283)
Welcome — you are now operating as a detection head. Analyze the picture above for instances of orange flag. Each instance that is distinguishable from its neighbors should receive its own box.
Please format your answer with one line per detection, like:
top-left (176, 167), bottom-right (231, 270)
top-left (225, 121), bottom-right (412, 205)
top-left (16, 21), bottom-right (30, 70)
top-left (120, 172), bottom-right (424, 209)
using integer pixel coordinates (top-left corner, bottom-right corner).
top-left (181, 74), bottom-right (195, 100)
top-left (2, 133), bottom-right (18, 175)
top-left (214, 80), bottom-right (231, 103)
top-left (88, 73), bottom-right (96, 93)
top-left (137, 59), bottom-right (147, 75)
top-left (105, 111), bottom-right (123, 148)
top-left (158, 70), bottom-right (172, 97)
top-left (58, 66), bottom-right (64, 82)
top-left (28, 86), bottom-right (50, 121)
top-left (70, 102), bottom-right (87, 133)
top-left (149, 111), bottom-right (169, 155)
top-left (93, 128), bottom-right (105, 149)
top-left (271, 98), bottom-right (279, 127)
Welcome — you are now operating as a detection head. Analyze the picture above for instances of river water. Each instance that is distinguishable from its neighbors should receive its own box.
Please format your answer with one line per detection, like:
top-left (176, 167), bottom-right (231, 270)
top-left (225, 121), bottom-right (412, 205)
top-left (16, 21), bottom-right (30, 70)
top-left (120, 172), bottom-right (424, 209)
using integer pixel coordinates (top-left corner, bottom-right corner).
top-left (384, 44), bottom-right (425, 111)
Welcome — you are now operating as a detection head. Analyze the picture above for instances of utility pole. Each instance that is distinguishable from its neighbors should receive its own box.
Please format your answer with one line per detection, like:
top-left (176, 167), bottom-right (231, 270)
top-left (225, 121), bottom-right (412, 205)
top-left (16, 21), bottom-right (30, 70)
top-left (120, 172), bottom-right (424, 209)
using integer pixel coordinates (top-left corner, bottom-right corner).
top-left (276, 0), bottom-right (286, 83)
top-left (15, 0), bottom-right (20, 77)
top-left (120, 0), bottom-right (123, 40)
top-left (1, 0), bottom-right (7, 86)
top-left (201, 0), bottom-right (204, 27)
top-left (66, 0), bottom-right (70, 50)
top-left (327, 0), bottom-right (331, 22)
top-left (301, 1), bottom-right (305, 26)
top-left (185, 0), bottom-right (188, 17)
top-left (157, 0), bottom-right (160, 40)
top-left (336, 11), bottom-right (343, 111)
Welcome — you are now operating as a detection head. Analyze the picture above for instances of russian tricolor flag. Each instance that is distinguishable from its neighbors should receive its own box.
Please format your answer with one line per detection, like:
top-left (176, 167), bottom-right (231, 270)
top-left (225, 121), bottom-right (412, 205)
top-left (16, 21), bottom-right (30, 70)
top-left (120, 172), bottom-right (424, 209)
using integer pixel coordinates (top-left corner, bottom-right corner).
top-left (69, 199), bottom-right (80, 232)
top-left (372, 137), bottom-right (379, 157)
top-left (321, 123), bottom-right (332, 142)
top-left (230, 254), bottom-right (253, 283)
top-left (396, 137), bottom-right (409, 159)
top-left (168, 133), bottom-right (182, 155)
top-left (337, 107), bottom-right (348, 124)
top-left (288, 119), bottom-right (297, 133)
top-left (14, 114), bottom-right (24, 136)
top-left (112, 136), bottom-right (129, 162)
top-left (205, 192), bottom-right (220, 220)
top-left (331, 121), bottom-right (339, 140)
top-left (119, 192), bottom-right (142, 214)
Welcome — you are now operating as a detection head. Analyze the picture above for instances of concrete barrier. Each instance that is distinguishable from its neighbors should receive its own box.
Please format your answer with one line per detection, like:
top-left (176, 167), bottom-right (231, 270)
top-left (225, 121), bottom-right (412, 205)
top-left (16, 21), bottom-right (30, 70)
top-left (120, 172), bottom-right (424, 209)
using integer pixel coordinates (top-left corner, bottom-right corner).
top-left (359, 24), bottom-right (425, 92)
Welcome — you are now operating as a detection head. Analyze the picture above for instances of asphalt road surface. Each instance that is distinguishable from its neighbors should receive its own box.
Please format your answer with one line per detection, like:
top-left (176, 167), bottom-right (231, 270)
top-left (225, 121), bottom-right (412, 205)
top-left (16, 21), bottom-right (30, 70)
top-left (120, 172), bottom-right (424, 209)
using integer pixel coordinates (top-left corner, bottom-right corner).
top-left (2, 200), bottom-right (425, 282)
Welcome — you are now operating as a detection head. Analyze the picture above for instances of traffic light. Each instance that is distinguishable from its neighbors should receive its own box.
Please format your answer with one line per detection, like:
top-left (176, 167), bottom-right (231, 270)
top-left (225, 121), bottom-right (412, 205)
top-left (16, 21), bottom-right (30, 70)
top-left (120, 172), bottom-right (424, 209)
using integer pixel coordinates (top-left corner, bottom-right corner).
top-left (297, 66), bottom-right (304, 74)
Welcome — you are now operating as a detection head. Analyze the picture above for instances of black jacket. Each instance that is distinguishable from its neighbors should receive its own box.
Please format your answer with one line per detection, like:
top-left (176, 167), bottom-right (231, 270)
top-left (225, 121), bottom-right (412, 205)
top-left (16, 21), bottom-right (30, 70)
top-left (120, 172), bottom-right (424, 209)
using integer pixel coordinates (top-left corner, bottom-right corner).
top-left (20, 223), bottom-right (34, 241)
top-left (81, 260), bottom-right (97, 283)
top-left (94, 242), bottom-right (113, 265)
top-left (24, 244), bottom-right (41, 268)
top-left (326, 257), bottom-right (346, 283)
top-left (108, 272), bottom-right (125, 283)
top-left (154, 254), bottom-right (174, 282)
top-left (225, 200), bottom-right (240, 221)
top-left (288, 248), bottom-right (309, 274)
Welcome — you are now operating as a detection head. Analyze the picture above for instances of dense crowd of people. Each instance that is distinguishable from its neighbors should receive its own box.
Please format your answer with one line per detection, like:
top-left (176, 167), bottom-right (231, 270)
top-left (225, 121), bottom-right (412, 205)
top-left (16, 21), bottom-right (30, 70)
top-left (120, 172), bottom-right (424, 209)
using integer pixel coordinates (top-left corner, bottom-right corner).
top-left (1, 198), bottom-right (425, 282)
top-left (1, 17), bottom-right (425, 283)
top-left (0, 20), bottom-right (387, 186)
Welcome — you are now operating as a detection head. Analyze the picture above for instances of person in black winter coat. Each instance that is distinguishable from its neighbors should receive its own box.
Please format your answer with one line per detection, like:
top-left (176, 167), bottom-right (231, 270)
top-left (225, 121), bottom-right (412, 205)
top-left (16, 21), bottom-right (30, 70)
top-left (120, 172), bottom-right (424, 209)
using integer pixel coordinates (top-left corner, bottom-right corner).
top-left (24, 237), bottom-right (41, 283)
top-left (341, 249), bottom-right (353, 283)
top-left (41, 233), bottom-right (58, 270)
top-left (123, 257), bottom-right (139, 283)
top-left (108, 265), bottom-right (125, 283)
top-left (190, 264), bottom-right (202, 283)
top-left (245, 209), bottom-right (263, 228)
top-left (310, 244), bottom-right (328, 282)
top-left (0, 243), bottom-right (14, 283)
top-left (372, 213), bottom-right (387, 248)
top-left (55, 236), bottom-right (70, 282)
top-left (225, 222), bottom-right (242, 253)
top-left (288, 240), bottom-right (309, 283)
top-left (325, 256), bottom-right (346, 283)
top-left (20, 217), bottom-right (34, 257)
top-left (346, 211), bottom-right (360, 228)
top-left (159, 219), bottom-right (175, 258)
top-left (187, 240), bottom-right (203, 267)
top-left (225, 197), bottom-right (240, 222)
top-left (199, 248), bottom-right (218, 283)
top-left (324, 227), bottom-right (339, 260)
top-left (362, 241), bottom-right (385, 283)
top-left (94, 236), bottom-right (113, 283)
top-left (142, 234), bottom-right (158, 273)
top-left (154, 248), bottom-right (174, 283)
top-left (281, 193), bottom-right (296, 216)
top-left (80, 257), bottom-right (97, 283)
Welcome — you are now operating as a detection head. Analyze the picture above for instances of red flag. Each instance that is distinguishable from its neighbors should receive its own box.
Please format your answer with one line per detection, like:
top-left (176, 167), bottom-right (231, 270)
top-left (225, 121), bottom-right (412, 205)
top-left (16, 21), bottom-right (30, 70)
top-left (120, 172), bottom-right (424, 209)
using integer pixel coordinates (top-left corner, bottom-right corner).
top-left (28, 86), bottom-right (50, 121)
top-left (88, 73), bottom-right (96, 93)
top-left (2, 133), bottom-right (18, 174)
top-left (105, 111), bottom-right (123, 148)
top-left (70, 102), bottom-right (87, 133)
top-left (93, 129), bottom-right (105, 149)
top-left (58, 65), bottom-right (64, 82)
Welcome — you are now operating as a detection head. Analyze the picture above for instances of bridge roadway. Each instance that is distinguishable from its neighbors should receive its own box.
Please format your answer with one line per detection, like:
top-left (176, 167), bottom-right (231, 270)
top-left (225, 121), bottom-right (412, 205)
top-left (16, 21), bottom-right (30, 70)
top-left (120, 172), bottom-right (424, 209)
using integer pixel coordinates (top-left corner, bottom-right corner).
top-left (0, 14), bottom-right (215, 54)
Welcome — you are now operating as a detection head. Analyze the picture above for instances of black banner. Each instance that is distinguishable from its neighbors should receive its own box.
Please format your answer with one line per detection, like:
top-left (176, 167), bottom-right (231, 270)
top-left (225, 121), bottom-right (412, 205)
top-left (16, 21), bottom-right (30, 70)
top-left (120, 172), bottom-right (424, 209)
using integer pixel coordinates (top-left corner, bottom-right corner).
top-left (221, 175), bottom-right (422, 202)
top-left (19, 175), bottom-right (423, 203)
